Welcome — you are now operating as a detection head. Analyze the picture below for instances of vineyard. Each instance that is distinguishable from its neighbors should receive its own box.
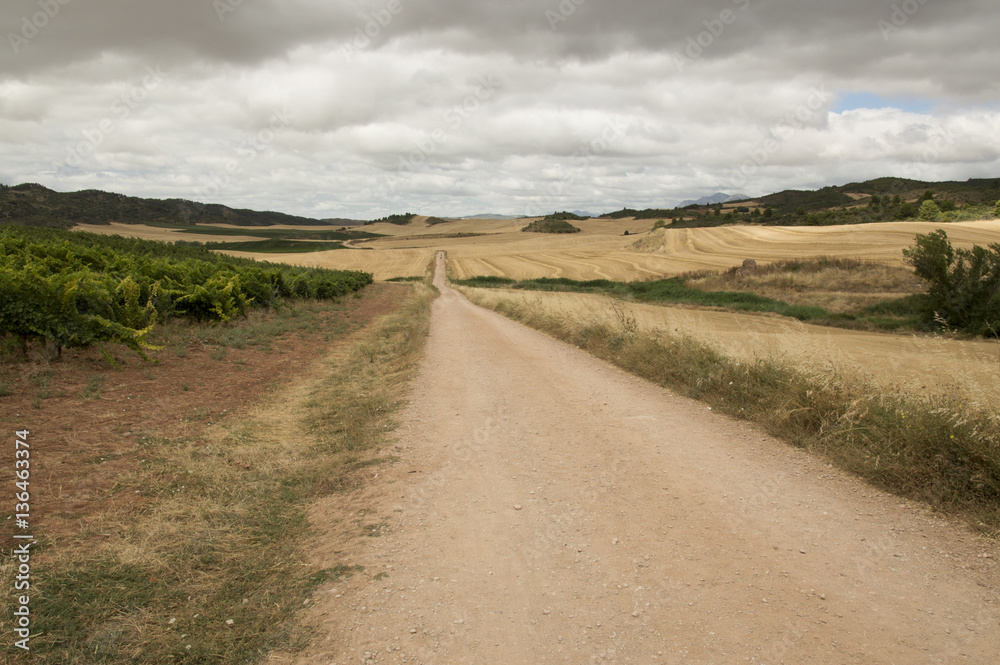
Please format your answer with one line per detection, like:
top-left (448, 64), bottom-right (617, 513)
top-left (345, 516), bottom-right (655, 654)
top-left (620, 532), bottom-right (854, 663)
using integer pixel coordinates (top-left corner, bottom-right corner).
top-left (0, 224), bottom-right (373, 358)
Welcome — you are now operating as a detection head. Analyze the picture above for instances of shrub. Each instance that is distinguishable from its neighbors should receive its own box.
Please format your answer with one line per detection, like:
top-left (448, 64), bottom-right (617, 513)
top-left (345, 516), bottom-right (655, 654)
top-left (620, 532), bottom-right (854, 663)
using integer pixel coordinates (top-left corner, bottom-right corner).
top-left (903, 229), bottom-right (1000, 335)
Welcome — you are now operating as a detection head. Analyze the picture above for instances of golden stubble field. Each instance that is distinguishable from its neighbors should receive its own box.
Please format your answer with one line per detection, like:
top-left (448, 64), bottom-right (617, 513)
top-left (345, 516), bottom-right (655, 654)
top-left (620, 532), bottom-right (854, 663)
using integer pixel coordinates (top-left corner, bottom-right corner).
top-left (462, 286), bottom-right (1000, 410)
top-left (78, 217), bottom-right (1000, 282)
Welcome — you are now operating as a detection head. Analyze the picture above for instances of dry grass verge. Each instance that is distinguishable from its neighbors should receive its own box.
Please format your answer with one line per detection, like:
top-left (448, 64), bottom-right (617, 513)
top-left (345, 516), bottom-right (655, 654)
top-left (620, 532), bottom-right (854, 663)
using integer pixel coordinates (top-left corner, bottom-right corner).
top-left (681, 257), bottom-right (925, 313)
top-left (462, 288), bottom-right (1000, 536)
top-left (1, 278), bottom-right (436, 663)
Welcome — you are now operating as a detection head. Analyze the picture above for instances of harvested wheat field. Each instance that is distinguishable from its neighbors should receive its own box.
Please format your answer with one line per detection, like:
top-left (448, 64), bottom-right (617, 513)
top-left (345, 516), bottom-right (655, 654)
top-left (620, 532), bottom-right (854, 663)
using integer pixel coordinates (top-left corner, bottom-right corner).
top-left (73, 221), bottom-right (266, 244)
top-left (461, 287), bottom-right (1000, 410)
top-left (406, 219), bottom-right (1000, 281)
top-left (628, 220), bottom-right (1000, 271)
top-left (222, 247), bottom-right (436, 280)
top-left (72, 218), bottom-right (1000, 283)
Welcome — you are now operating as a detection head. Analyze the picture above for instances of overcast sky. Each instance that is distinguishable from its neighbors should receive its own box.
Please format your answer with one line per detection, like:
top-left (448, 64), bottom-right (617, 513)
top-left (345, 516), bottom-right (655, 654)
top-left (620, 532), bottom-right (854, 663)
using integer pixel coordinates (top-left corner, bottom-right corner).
top-left (2, 0), bottom-right (999, 219)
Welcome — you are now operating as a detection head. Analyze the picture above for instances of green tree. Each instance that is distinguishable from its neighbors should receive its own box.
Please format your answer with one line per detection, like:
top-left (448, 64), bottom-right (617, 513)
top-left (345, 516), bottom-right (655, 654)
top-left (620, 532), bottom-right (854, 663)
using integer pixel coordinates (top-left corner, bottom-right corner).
top-left (919, 199), bottom-right (941, 221)
top-left (903, 230), bottom-right (1000, 335)
top-left (995, 199), bottom-right (1000, 218)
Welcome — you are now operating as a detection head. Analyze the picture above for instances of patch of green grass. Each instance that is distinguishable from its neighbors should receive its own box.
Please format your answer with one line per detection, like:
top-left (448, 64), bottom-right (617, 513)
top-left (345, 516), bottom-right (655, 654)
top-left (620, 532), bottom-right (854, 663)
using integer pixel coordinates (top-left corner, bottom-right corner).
top-left (455, 275), bottom-right (517, 287)
top-left (30, 369), bottom-right (53, 389)
top-left (81, 373), bottom-right (105, 399)
top-left (32, 369), bottom-right (55, 404)
top-left (386, 276), bottom-right (425, 282)
top-left (191, 303), bottom-right (333, 352)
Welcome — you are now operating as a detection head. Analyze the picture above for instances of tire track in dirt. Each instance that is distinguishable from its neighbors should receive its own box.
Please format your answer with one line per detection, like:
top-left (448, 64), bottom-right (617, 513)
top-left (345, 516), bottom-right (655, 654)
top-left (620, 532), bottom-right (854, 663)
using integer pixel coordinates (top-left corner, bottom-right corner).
top-left (289, 253), bottom-right (999, 665)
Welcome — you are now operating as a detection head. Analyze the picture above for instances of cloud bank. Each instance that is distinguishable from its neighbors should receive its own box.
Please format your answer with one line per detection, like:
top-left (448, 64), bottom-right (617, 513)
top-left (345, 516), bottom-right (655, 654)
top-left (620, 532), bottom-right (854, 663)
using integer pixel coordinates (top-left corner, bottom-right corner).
top-left (2, 0), bottom-right (998, 218)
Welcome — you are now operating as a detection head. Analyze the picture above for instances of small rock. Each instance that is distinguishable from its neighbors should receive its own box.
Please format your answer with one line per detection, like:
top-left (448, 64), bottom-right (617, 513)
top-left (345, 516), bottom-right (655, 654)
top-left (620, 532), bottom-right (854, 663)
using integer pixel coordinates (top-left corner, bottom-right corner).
top-left (410, 628), bottom-right (417, 634)
top-left (514, 505), bottom-right (522, 511)
top-left (631, 611), bottom-right (640, 617)
top-left (612, 538), bottom-right (619, 545)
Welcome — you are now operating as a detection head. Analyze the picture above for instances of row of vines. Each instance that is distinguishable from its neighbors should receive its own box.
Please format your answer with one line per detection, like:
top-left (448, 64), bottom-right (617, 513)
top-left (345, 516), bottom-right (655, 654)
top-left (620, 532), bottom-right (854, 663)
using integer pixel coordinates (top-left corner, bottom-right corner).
top-left (0, 224), bottom-right (373, 358)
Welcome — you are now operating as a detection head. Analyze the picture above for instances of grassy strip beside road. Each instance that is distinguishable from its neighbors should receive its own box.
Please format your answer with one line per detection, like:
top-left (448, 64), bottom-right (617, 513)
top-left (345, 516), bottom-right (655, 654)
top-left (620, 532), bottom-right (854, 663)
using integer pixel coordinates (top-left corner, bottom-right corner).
top-left (461, 287), bottom-right (1000, 535)
top-left (453, 275), bottom-right (925, 332)
top-left (12, 279), bottom-right (436, 664)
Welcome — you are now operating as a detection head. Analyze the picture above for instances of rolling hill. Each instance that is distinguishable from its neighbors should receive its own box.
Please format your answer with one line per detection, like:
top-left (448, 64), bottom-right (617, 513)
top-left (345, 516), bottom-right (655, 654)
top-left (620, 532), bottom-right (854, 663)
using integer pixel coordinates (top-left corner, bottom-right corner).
top-left (0, 183), bottom-right (350, 229)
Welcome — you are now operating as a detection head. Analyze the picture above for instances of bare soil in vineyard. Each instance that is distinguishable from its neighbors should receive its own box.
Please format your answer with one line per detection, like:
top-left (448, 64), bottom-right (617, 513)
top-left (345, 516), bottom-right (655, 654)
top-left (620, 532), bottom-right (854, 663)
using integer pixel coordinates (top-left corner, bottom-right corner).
top-left (0, 284), bottom-right (408, 553)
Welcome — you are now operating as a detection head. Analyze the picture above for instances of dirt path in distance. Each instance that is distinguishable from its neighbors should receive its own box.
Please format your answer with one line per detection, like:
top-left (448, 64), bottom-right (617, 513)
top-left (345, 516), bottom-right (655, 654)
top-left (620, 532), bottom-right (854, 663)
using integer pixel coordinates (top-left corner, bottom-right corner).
top-left (288, 253), bottom-right (999, 665)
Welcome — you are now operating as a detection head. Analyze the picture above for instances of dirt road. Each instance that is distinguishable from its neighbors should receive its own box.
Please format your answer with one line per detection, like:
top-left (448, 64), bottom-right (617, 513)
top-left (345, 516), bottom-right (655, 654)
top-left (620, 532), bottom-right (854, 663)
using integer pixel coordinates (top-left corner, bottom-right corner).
top-left (288, 253), bottom-right (999, 665)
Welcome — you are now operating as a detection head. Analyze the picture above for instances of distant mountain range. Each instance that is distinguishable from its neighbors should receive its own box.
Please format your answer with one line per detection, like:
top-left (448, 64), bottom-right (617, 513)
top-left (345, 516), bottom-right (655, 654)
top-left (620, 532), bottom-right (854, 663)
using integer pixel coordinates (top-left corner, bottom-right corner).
top-left (2, 178), bottom-right (997, 231)
top-left (678, 192), bottom-right (749, 207)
